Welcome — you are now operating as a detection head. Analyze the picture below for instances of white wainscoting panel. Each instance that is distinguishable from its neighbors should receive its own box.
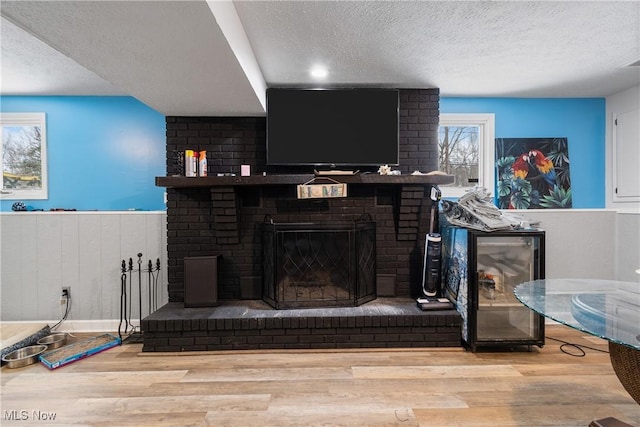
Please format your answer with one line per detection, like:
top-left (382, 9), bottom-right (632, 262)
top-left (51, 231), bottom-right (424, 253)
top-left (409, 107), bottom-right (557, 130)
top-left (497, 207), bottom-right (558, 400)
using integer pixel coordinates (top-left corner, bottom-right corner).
top-left (0, 211), bottom-right (168, 328)
top-left (36, 214), bottom-right (64, 321)
top-left (519, 209), bottom-right (617, 280)
top-left (615, 211), bottom-right (640, 282)
top-left (2, 209), bottom-right (636, 328)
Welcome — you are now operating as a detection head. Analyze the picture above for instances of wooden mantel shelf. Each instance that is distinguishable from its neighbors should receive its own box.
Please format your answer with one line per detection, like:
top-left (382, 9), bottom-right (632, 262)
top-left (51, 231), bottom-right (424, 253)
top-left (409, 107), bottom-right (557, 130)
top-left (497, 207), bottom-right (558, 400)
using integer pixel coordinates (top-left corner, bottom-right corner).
top-left (156, 173), bottom-right (454, 188)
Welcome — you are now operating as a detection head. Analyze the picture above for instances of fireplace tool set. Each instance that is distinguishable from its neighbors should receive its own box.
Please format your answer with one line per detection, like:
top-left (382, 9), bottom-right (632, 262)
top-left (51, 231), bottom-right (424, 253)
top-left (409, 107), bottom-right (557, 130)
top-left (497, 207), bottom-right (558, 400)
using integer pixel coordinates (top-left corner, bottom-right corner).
top-left (119, 254), bottom-right (162, 342)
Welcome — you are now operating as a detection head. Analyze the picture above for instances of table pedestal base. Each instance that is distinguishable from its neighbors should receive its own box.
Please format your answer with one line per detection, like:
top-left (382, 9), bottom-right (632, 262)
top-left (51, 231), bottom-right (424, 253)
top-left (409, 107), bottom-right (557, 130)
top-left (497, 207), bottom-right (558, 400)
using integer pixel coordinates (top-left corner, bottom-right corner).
top-left (609, 341), bottom-right (640, 405)
top-left (588, 343), bottom-right (640, 427)
top-left (589, 417), bottom-right (634, 427)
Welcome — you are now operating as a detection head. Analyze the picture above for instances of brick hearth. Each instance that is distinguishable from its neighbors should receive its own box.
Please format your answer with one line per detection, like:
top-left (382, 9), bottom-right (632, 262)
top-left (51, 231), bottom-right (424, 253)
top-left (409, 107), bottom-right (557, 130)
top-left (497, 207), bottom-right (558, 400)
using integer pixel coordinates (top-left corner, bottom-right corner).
top-left (141, 298), bottom-right (461, 352)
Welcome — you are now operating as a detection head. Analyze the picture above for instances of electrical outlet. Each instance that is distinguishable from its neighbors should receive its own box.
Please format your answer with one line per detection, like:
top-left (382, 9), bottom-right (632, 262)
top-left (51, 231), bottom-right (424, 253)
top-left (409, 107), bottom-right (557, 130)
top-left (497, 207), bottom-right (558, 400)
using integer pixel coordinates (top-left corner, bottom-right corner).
top-left (60, 287), bottom-right (70, 305)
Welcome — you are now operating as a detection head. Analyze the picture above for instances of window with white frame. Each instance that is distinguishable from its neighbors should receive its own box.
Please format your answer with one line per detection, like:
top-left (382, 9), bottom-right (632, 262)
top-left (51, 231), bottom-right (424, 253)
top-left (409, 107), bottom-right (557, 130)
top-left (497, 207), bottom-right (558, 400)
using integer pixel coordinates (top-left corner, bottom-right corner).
top-left (438, 113), bottom-right (495, 198)
top-left (1, 113), bottom-right (48, 200)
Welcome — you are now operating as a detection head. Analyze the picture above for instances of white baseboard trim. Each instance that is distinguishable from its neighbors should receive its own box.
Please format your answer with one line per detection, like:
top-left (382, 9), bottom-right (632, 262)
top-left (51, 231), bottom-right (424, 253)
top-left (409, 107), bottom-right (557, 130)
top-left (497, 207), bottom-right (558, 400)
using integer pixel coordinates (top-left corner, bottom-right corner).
top-left (1, 319), bottom-right (140, 334)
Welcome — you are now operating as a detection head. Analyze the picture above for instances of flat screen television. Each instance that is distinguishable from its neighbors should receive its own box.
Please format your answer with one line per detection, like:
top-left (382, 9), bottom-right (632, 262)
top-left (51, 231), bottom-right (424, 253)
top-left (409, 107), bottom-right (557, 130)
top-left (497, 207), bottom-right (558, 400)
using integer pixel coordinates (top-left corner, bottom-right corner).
top-left (266, 88), bottom-right (399, 167)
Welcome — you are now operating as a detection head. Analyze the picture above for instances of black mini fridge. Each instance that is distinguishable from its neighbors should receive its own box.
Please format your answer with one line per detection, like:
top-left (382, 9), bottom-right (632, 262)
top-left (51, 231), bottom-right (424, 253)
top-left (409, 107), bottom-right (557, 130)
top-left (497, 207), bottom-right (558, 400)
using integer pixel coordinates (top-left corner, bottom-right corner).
top-left (440, 222), bottom-right (545, 351)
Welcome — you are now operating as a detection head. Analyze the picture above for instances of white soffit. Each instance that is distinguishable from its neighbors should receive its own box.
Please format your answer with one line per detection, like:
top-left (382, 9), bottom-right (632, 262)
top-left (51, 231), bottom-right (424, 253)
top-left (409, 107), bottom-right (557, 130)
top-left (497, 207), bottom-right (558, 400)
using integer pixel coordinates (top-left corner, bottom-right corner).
top-left (0, 1), bottom-right (265, 116)
top-left (207, 0), bottom-right (266, 111)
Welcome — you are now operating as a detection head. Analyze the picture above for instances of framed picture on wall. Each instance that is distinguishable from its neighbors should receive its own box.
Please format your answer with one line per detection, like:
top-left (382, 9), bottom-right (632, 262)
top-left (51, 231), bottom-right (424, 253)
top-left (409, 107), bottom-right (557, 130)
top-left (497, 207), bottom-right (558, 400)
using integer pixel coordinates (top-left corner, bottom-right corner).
top-left (0, 113), bottom-right (48, 200)
top-left (495, 137), bottom-right (571, 209)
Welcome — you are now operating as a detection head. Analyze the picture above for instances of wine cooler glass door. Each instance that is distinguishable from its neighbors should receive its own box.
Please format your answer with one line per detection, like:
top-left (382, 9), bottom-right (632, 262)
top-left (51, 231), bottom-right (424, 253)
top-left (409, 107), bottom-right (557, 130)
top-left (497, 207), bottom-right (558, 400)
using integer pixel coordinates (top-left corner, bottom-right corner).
top-left (475, 235), bottom-right (542, 343)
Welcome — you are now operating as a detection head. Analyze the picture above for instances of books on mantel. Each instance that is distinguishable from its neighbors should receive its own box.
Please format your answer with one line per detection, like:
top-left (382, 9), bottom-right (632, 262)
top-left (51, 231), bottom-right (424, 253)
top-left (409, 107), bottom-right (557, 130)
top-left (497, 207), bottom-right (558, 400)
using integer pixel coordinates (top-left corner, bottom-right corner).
top-left (416, 297), bottom-right (454, 311)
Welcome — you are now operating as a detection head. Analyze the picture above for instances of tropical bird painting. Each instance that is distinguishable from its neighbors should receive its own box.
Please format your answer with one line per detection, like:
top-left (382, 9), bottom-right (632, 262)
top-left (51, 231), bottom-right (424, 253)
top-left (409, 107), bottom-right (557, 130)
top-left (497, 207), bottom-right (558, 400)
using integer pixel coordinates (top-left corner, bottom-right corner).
top-left (528, 149), bottom-right (557, 187)
top-left (496, 138), bottom-right (572, 209)
top-left (511, 153), bottom-right (531, 180)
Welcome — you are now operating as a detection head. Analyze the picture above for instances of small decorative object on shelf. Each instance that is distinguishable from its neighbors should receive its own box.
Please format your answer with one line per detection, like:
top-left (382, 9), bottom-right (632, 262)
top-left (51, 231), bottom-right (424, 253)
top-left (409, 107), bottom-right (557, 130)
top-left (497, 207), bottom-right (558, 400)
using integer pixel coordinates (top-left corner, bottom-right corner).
top-left (378, 165), bottom-right (391, 175)
top-left (198, 151), bottom-right (207, 177)
top-left (185, 150), bottom-right (197, 177)
top-left (11, 201), bottom-right (26, 211)
top-left (377, 165), bottom-right (400, 175)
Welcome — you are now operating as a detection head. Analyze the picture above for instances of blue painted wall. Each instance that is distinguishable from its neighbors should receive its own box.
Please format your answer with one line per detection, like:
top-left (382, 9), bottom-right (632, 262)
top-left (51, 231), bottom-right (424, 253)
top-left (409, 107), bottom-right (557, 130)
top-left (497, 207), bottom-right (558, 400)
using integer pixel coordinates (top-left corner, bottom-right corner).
top-left (1, 96), bottom-right (166, 211)
top-left (440, 97), bottom-right (606, 208)
top-left (1, 96), bottom-right (605, 211)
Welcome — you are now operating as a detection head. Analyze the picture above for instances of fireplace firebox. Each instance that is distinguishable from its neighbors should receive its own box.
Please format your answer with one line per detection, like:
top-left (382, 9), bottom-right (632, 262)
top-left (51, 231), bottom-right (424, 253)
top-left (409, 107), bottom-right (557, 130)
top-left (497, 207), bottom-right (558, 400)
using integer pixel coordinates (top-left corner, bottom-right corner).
top-left (261, 220), bottom-right (376, 309)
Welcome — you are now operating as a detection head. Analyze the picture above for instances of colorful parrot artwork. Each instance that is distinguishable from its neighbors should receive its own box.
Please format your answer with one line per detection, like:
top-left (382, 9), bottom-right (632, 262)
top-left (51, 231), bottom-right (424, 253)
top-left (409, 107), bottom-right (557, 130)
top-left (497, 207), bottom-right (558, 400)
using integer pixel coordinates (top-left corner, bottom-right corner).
top-left (496, 137), bottom-right (571, 209)
top-left (511, 153), bottom-right (530, 180)
top-left (528, 149), bottom-right (556, 186)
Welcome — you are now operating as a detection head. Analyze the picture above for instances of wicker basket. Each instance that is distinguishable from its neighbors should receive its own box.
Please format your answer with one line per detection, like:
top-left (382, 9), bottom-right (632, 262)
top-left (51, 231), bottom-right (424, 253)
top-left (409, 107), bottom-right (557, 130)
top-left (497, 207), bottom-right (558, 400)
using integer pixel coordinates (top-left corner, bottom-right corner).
top-left (608, 341), bottom-right (640, 405)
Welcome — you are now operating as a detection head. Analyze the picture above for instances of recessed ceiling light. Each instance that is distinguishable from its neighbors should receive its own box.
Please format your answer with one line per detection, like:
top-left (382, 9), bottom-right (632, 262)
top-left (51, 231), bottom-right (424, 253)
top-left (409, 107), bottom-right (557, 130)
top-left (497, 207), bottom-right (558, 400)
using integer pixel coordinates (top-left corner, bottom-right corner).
top-left (310, 67), bottom-right (328, 79)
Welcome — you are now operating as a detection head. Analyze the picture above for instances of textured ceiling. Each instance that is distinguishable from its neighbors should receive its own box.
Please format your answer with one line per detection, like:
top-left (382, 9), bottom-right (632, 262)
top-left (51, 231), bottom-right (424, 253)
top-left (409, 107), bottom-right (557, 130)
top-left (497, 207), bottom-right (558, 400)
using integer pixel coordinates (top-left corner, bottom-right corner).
top-left (1, 1), bottom-right (639, 116)
top-left (0, 1), bottom-right (265, 116)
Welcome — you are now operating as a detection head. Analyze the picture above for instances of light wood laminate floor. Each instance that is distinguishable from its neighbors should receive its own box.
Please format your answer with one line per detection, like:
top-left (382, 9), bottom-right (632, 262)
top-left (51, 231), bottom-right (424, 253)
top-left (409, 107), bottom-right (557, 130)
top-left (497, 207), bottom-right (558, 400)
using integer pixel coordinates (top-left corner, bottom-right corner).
top-left (1, 325), bottom-right (639, 426)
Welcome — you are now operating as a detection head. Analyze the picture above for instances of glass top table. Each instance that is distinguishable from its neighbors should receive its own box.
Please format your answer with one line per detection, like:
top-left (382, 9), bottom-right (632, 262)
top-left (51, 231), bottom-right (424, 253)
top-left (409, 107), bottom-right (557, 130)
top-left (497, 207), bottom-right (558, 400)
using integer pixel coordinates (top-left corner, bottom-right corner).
top-left (514, 278), bottom-right (640, 351)
top-left (515, 278), bottom-right (640, 416)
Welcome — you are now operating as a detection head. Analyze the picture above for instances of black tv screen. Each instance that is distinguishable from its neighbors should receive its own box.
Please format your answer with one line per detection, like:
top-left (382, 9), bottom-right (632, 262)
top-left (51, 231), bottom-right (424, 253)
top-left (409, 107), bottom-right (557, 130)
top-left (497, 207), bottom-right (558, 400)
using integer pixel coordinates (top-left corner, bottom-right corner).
top-left (266, 88), bottom-right (399, 167)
